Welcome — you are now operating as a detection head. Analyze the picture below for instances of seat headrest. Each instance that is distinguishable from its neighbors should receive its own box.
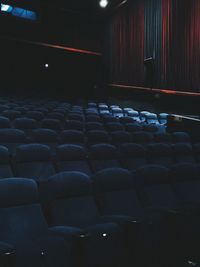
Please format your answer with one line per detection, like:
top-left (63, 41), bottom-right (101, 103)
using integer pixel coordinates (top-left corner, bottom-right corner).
top-left (170, 163), bottom-right (199, 182)
top-left (92, 168), bottom-right (134, 192)
top-left (90, 144), bottom-right (118, 159)
top-left (136, 165), bottom-right (169, 186)
top-left (147, 143), bottom-right (172, 156)
top-left (173, 143), bottom-right (193, 153)
top-left (16, 144), bottom-right (51, 162)
top-left (41, 119), bottom-right (61, 129)
top-left (13, 118), bottom-right (37, 129)
top-left (120, 143), bottom-right (145, 157)
top-left (0, 129), bottom-right (25, 142)
top-left (32, 128), bottom-right (58, 142)
top-left (40, 171), bottom-right (92, 200)
top-left (57, 145), bottom-right (87, 160)
top-left (0, 116), bottom-right (11, 128)
top-left (0, 178), bottom-right (38, 208)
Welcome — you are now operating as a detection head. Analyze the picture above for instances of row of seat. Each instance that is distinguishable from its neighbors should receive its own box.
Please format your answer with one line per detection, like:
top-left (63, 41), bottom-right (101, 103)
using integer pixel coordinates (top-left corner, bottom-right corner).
top-left (0, 99), bottom-right (168, 125)
top-left (0, 116), bottom-right (165, 132)
top-left (0, 127), bottom-right (192, 154)
top-left (0, 142), bottom-right (200, 180)
top-left (0, 107), bottom-right (165, 122)
top-left (1, 164), bottom-right (200, 267)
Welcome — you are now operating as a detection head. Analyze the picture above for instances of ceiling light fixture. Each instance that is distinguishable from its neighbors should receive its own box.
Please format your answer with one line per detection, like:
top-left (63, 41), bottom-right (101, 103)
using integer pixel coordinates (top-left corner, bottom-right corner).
top-left (99, 0), bottom-right (108, 8)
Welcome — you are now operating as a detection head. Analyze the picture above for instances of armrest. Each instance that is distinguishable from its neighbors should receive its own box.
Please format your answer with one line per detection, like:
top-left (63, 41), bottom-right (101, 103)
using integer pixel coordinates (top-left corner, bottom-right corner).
top-left (49, 226), bottom-right (90, 267)
top-left (99, 215), bottom-right (137, 223)
top-left (0, 242), bottom-right (15, 256)
top-left (0, 242), bottom-right (15, 267)
top-left (48, 226), bottom-right (90, 241)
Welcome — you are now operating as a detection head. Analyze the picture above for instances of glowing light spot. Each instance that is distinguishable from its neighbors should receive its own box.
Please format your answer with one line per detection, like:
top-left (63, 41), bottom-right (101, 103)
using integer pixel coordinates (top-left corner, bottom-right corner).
top-left (99, 0), bottom-right (108, 8)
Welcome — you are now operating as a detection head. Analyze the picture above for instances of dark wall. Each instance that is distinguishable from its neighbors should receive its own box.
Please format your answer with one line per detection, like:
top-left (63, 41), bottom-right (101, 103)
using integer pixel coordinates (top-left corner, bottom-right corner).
top-left (0, 4), bottom-right (103, 99)
top-left (0, 39), bottom-right (102, 99)
top-left (107, 0), bottom-right (200, 93)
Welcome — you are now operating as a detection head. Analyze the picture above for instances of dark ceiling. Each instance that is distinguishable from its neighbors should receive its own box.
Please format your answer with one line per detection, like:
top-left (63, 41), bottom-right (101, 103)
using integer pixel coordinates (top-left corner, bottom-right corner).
top-left (2, 0), bottom-right (124, 15)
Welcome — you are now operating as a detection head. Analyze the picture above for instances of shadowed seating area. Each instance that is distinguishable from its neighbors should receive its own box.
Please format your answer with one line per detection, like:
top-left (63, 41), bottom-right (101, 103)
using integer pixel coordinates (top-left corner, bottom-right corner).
top-left (0, 0), bottom-right (200, 266)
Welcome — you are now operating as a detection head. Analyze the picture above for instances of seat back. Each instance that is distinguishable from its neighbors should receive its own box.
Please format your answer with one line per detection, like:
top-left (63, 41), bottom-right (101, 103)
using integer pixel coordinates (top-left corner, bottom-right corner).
top-left (131, 131), bottom-right (154, 144)
top-left (0, 116), bottom-right (11, 128)
top-left (56, 144), bottom-right (91, 175)
top-left (40, 171), bottom-right (98, 227)
top-left (93, 168), bottom-right (144, 218)
top-left (60, 130), bottom-right (85, 146)
top-left (111, 131), bottom-right (131, 145)
top-left (0, 178), bottom-right (48, 242)
top-left (89, 144), bottom-right (121, 172)
top-left (87, 130), bottom-right (110, 145)
top-left (119, 143), bottom-right (146, 170)
top-left (146, 143), bottom-right (174, 167)
top-left (172, 132), bottom-right (191, 143)
top-left (135, 165), bottom-right (178, 209)
top-left (173, 143), bottom-right (195, 163)
top-left (14, 144), bottom-right (55, 181)
top-left (0, 129), bottom-right (27, 155)
top-left (170, 163), bottom-right (200, 204)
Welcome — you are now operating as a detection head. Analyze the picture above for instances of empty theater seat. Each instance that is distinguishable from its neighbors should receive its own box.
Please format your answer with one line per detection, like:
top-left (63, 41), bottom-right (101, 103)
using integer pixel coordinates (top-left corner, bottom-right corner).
top-left (135, 165), bottom-right (179, 210)
top-left (119, 117), bottom-right (134, 124)
top-left (173, 143), bottom-right (195, 163)
top-left (26, 111), bottom-right (45, 121)
top-left (0, 116), bottom-right (11, 128)
top-left (106, 122), bottom-right (124, 132)
top-left (172, 132), bottom-right (191, 143)
top-left (125, 123), bottom-right (143, 133)
top-left (60, 130), bottom-right (85, 146)
top-left (89, 144), bottom-right (121, 172)
top-left (158, 113), bottom-right (168, 125)
top-left (127, 111), bottom-right (140, 121)
top-left (0, 145), bottom-right (13, 178)
top-left (92, 168), bottom-right (144, 218)
top-left (131, 131), bottom-right (154, 145)
top-left (0, 104), bottom-right (9, 112)
top-left (41, 119), bottom-right (62, 131)
top-left (111, 131), bottom-right (131, 145)
top-left (145, 113), bottom-right (159, 124)
top-left (85, 115), bottom-right (101, 123)
top-left (146, 143), bottom-right (174, 167)
top-left (56, 144), bottom-right (92, 175)
top-left (2, 110), bottom-right (21, 120)
top-left (0, 178), bottom-right (72, 267)
top-left (68, 113), bottom-right (84, 122)
top-left (13, 118), bottom-right (38, 134)
top-left (30, 129), bottom-right (58, 152)
top-left (47, 112), bottom-right (65, 121)
top-left (154, 133), bottom-right (172, 144)
top-left (0, 129), bottom-right (27, 155)
top-left (169, 163), bottom-right (200, 258)
top-left (169, 163), bottom-right (200, 205)
top-left (119, 143), bottom-right (147, 170)
top-left (87, 130), bottom-right (110, 145)
top-left (143, 124), bottom-right (159, 133)
top-left (14, 144), bottom-right (56, 181)
top-left (86, 122), bottom-right (105, 131)
top-left (65, 120), bottom-right (84, 131)
top-left (40, 171), bottom-right (125, 267)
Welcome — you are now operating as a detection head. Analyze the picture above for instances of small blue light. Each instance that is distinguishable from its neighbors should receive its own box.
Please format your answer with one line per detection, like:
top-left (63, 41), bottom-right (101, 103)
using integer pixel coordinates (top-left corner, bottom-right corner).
top-left (1, 4), bottom-right (13, 12)
top-left (0, 4), bottom-right (37, 21)
top-left (12, 7), bottom-right (37, 20)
